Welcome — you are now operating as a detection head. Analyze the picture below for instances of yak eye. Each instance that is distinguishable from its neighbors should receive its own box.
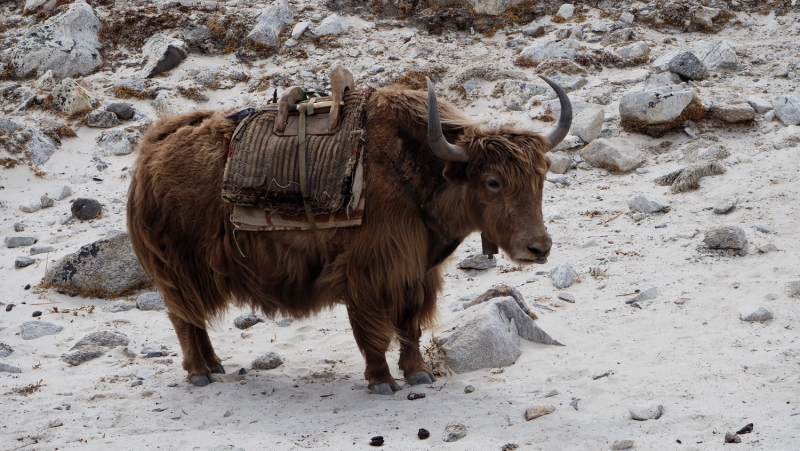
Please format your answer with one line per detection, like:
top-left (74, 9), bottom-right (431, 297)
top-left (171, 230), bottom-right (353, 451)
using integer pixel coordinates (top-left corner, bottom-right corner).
top-left (486, 177), bottom-right (501, 190)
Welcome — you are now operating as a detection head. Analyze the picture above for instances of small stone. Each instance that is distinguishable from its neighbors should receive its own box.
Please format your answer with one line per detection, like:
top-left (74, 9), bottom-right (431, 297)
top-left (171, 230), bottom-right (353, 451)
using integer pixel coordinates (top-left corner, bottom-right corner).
top-left (140, 34), bottom-right (188, 78)
top-left (276, 318), bottom-right (294, 327)
top-left (71, 198), bottom-right (102, 220)
top-left (774, 96), bottom-right (800, 126)
top-left (725, 432), bottom-right (741, 443)
top-left (0, 343), bottom-right (13, 358)
top-left (0, 362), bottom-right (22, 373)
top-left (137, 292), bottom-right (166, 311)
top-left (234, 313), bottom-right (263, 330)
top-left (5, 236), bottom-right (37, 248)
top-left (619, 12), bottom-right (634, 23)
top-left (787, 280), bottom-right (800, 297)
top-left (611, 440), bottom-right (635, 450)
top-left (145, 351), bottom-right (163, 358)
top-left (579, 139), bottom-right (644, 173)
top-left (713, 198), bottom-right (736, 214)
top-left (579, 239), bottom-right (600, 248)
top-left (15, 256), bottom-right (36, 268)
top-left (314, 13), bottom-right (348, 36)
top-left (753, 224), bottom-right (776, 234)
top-left (704, 226), bottom-right (747, 250)
top-left (136, 369), bottom-right (158, 380)
top-left (21, 321), bottom-right (63, 340)
top-left (747, 96), bottom-right (773, 114)
top-left (291, 21), bottom-right (310, 39)
top-left (418, 428), bottom-right (430, 440)
top-left (103, 300), bottom-right (135, 312)
top-left (549, 262), bottom-right (578, 289)
top-left (86, 110), bottom-right (120, 128)
top-left (14, 223), bottom-right (25, 232)
top-left (252, 352), bottom-right (283, 370)
top-left (464, 385), bottom-right (475, 393)
top-left (739, 305), bottom-right (774, 322)
top-left (47, 419), bottom-right (64, 428)
top-left (556, 3), bottom-right (574, 19)
top-left (571, 107), bottom-right (604, 144)
top-left (457, 254), bottom-right (497, 270)
top-left (548, 152), bottom-right (571, 175)
top-left (524, 405), bottom-right (556, 420)
top-left (106, 102), bottom-right (135, 120)
top-left (668, 52), bottom-right (708, 80)
top-left (40, 195), bottom-right (55, 208)
top-left (30, 245), bottom-right (55, 255)
top-left (73, 331), bottom-right (129, 349)
top-left (521, 23), bottom-right (545, 38)
top-left (629, 404), bottom-right (663, 421)
top-left (32, 311), bottom-right (42, 317)
top-left (756, 243), bottom-right (776, 254)
top-left (61, 346), bottom-right (106, 366)
top-left (19, 201), bottom-right (42, 213)
top-left (131, 380), bottom-right (143, 387)
top-left (53, 186), bottom-right (73, 201)
top-left (442, 422), bottom-right (467, 442)
top-left (369, 435), bottom-right (384, 446)
top-left (627, 194), bottom-right (669, 213)
top-left (625, 286), bottom-right (659, 304)
top-left (557, 292), bottom-right (575, 303)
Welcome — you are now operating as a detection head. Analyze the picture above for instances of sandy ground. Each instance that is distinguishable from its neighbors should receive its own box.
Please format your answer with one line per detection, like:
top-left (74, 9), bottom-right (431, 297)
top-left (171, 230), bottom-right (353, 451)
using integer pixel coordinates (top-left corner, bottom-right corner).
top-left (2, 4), bottom-right (800, 451)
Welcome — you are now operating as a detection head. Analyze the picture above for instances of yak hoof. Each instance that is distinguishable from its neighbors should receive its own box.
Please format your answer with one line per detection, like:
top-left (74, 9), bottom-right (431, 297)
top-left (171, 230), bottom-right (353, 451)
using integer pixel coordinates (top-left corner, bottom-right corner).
top-left (407, 371), bottom-right (436, 385)
top-left (209, 365), bottom-right (226, 374)
top-left (370, 381), bottom-right (401, 395)
top-left (188, 375), bottom-right (213, 387)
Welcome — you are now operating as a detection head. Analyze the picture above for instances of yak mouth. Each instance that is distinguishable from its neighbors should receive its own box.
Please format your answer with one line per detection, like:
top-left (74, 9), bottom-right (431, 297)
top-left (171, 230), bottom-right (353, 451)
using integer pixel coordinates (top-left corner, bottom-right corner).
top-left (516, 257), bottom-right (548, 264)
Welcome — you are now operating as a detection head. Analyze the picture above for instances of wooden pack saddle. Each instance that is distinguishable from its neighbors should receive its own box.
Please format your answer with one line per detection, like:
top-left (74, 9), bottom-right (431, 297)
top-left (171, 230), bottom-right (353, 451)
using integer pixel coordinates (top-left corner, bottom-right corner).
top-left (222, 65), bottom-right (372, 231)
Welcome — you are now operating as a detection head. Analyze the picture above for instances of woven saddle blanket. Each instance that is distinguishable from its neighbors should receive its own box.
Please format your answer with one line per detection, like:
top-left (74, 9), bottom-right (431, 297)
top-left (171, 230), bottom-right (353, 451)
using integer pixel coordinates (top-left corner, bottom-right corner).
top-left (222, 88), bottom-right (371, 231)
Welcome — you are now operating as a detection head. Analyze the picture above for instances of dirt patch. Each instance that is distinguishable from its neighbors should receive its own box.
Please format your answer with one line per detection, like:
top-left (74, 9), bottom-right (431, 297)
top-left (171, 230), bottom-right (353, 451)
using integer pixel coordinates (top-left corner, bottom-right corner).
top-left (536, 58), bottom-right (587, 76)
top-left (391, 65), bottom-right (448, 90)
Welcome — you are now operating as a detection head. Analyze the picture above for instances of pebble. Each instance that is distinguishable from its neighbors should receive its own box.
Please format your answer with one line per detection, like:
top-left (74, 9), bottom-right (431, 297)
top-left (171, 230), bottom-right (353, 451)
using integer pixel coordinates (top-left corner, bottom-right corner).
top-left (19, 202), bottom-right (42, 213)
top-left (464, 385), bottom-right (475, 393)
top-left (549, 262), bottom-right (578, 289)
top-left (753, 224), bottom-right (776, 234)
top-left (611, 440), bottom-right (635, 450)
top-left (276, 318), bottom-right (294, 327)
top-left (40, 195), bottom-right (55, 208)
top-left (757, 243), bottom-right (777, 253)
top-left (252, 352), bottom-right (283, 370)
top-left (442, 422), bottom-right (467, 442)
top-left (713, 198), bottom-right (736, 214)
top-left (30, 245), bottom-right (55, 255)
top-left (739, 304), bottom-right (774, 322)
top-left (457, 254), bottom-right (497, 270)
top-left (21, 321), bottom-right (63, 340)
top-left (625, 286), bottom-right (659, 304)
top-left (524, 405), bottom-right (555, 421)
top-left (47, 419), bottom-right (64, 428)
top-left (61, 346), bottom-right (106, 366)
top-left (787, 280), bottom-right (800, 297)
top-left (579, 239), bottom-right (600, 248)
top-left (86, 110), bottom-right (120, 128)
top-left (627, 194), bottom-right (670, 213)
top-left (53, 186), bottom-right (72, 201)
top-left (369, 436), bottom-right (384, 446)
top-left (234, 313), bottom-right (263, 330)
top-left (15, 256), bottom-right (36, 268)
top-left (0, 343), bottom-right (13, 358)
top-left (628, 404), bottom-right (663, 421)
top-left (13, 223), bottom-right (25, 232)
top-left (724, 432), bottom-right (741, 443)
top-left (0, 362), bottom-right (22, 373)
top-left (32, 310), bottom-right (42, 317)
top-left (417, 428), bottom-right (430, 439)
top-left (137, 292), bottom-right (166, 311)
top-left (704, 226), bottom-right (747, 250)
top-left (103, 300), bottom-right (135, 312)
top-left (5, 236), bottom-right (38, 248)
top-left (557, 292), bottom-right (575, 303)
top-left (106, 102), bottom-right (135, 120)
top-left (71, 198), bottom-right (103, 220)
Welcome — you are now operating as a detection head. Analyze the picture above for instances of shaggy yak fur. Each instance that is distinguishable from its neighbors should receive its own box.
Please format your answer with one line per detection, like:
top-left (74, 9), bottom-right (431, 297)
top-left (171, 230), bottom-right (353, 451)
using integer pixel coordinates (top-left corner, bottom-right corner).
top-left (127, 86), bottom-right (555, 394)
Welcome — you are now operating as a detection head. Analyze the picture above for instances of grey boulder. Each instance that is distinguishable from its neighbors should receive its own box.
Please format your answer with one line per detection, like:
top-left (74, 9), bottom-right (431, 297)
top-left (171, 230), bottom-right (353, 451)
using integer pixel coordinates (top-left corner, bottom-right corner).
top-left (699, 40), bottom-right (742, 73)
top-left (774, 96), bottom-right (800, 126)
top-left (52, 78), bottom-right (94, 116)
top-left (247, 0), bottom-right (295, 48)
top-left (629, 404), bottom-right (663, 421)
top-left (313, 13), bottom-right (348, 36)
top-left (252, 352), bottom-right (284, 370)
top-left (21, 321), bottom-right (63, 340)
top-left (11, 2), bottom-right (102, 79)
top-left (97, 129), bottom-right (134, 156)
top-left (703, 226), bottom-right (747, 250)
top-left (86, 111), bottom-right (120, 128)
top-left (739, 305), bottom-right (774, 322)
top-left (71, 198), bottom-right (102, 220)
top-left (549, 262), bottom-right (578, 289)
top-left (619, 85), bottom-right (697, 126)
top-left (571, 107), bottom-right (604, 144)
top-left (137, 292), bottom-right (166, 311)
top-left (42, 232), bottom-right (151, 298)
top-left (140, 34), bottom-right (188, 78)
top-left (434, 297), bottom-right (561, 374)
top-left (627, 194), bottom-right (669, 213)
top-left (579, 139), bottom-right (645, 173)
top-left (5, 236), bottom-right (37, 248)
top-left (668, 52), bottom-right (708, 80)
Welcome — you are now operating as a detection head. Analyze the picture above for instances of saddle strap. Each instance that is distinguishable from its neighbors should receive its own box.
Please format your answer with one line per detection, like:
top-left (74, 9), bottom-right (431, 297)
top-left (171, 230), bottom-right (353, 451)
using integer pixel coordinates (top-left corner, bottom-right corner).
top-left (298, 97), bottom-right (318, 230)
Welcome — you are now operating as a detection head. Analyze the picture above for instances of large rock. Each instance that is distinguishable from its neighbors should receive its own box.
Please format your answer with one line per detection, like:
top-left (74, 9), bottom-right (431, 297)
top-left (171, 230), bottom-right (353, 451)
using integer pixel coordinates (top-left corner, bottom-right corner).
top-left (519, 39), bottom-right (580, 63)
top-left (746, 96), bottom-right (773, 114)
top-left (97, 129), bottom-right (134, 156)
top-left (435, 297), bottom-right (561, 373)
top-left (614, 41), bottom-right (650, 61)
top-left (11, 2), bottom-right (102, 78)
top-left (571, 107), bottom-right (604, 144)
top-left (71, 198), bottom-right (102, 220)
top-left (140, 34), bottom-right (188, 78)
top-left (699, 40), bottom-right (742, 73)
top-left (619, 85), bottom-right (697, 126)
top-left (136, 292), bottom-right (166, 311)
top-left (710, 101), bottom-right (755, 123)
top-left (668, 52), bottom-right (708, 80)
top-left (549, 262), bottom-right (578, 289)
top-left (5, 236), bottom-right (37, 248)
top-left (86, 111), bottom-right (120, 128)
top-left (42, 232), bottom-right (151, 298)
top-left (0, 118), bottom-right (57, 165)
top-left (52, 78), bottom-right (94, 116)
top-left (313, 13), bottom-right (348, 36)
top-left (579, 139), bottom-right (645, 173)
top-left (704, 226), bottom-right (746, 250)
top-left (774, 96), bottom-right (800, 126)
top-left (247, 0), bottom-right (295, 48)
top-left (498, 80), bottom-right (553, 111)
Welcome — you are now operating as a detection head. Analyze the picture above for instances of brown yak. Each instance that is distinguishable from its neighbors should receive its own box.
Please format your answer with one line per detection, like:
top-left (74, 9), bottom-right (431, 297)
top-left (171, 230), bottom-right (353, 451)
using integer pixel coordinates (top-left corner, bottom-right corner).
top-left (127, 76), bottom-right (571, 394)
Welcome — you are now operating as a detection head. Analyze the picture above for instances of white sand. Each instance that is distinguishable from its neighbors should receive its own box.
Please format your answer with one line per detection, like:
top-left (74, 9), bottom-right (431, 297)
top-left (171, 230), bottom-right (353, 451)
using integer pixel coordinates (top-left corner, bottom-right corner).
top-left (1, 5), bottom-right (799, 451)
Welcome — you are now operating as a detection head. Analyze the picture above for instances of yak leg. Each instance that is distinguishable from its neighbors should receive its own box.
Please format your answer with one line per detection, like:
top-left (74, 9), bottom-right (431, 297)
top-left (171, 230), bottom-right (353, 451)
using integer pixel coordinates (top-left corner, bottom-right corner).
top-left (347, 304), bottom-right (401, 395)
top-left (397, 282), bottom-right (437, 386)
top-left (168, 312), bottom-right (224, 387)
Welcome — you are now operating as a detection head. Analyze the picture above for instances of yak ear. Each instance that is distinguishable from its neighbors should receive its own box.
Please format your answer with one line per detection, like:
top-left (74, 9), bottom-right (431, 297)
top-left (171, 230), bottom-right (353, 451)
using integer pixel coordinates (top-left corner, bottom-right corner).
top-left (443, 161), bottom-right (468, 184)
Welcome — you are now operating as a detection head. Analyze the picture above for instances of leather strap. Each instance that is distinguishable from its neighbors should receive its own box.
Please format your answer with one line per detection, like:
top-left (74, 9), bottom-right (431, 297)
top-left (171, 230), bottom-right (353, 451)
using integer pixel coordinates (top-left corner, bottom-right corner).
top-left (297, 98), bottom-right (317, 230)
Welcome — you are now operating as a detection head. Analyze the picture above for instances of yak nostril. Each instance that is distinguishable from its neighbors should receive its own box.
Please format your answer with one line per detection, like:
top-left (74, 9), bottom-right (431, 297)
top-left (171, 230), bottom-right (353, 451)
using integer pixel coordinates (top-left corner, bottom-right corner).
top-left (528, 247), bottom-right (543, 258)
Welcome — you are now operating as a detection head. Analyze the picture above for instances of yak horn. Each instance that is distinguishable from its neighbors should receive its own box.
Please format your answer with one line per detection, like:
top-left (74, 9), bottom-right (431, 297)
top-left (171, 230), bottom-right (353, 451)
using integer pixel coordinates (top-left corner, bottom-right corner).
top-left (426, 77), bottom-right (469, 163)
top-left (538, 75), bottom-right (572, 150)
